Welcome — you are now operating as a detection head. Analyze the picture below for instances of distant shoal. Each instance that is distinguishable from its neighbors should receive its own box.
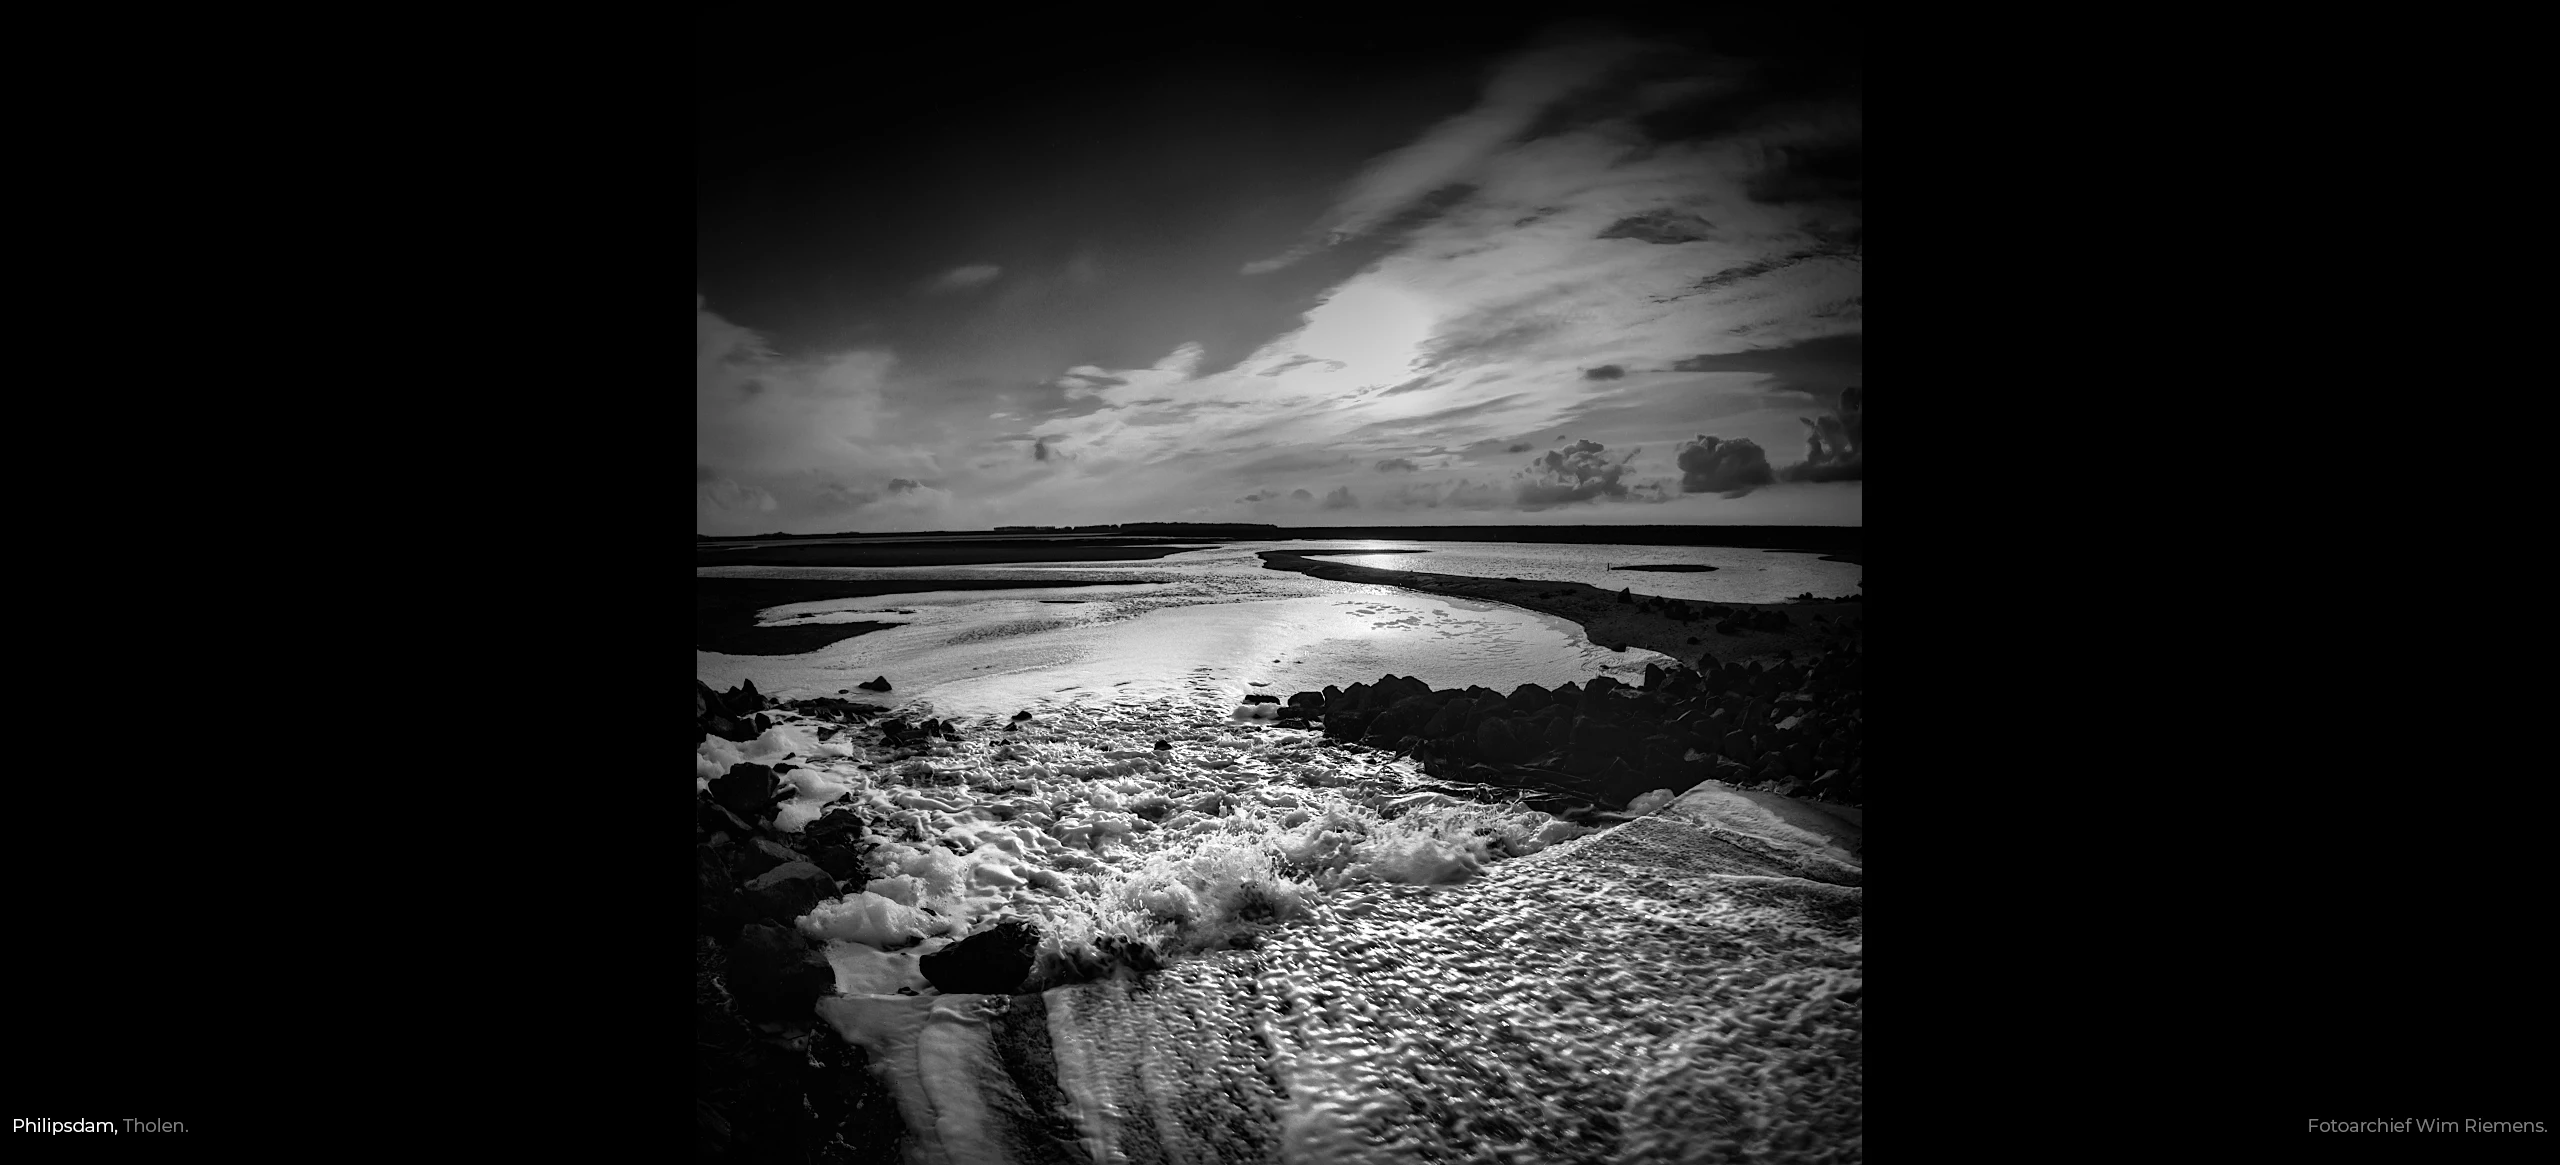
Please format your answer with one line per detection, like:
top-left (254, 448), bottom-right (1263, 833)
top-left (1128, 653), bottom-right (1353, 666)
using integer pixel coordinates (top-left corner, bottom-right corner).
top-left (696, 577), bottom-right (1137, 656)
top-left (1257, 549), bottom-right (1861, 670)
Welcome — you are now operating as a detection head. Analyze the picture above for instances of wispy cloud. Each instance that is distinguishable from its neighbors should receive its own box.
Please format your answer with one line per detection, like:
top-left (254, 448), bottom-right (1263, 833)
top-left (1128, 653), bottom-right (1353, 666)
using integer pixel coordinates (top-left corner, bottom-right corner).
top-left (1240, 30), bottom-right (1657, 274)
top-left (922, 264), bottom-right (1003, 293)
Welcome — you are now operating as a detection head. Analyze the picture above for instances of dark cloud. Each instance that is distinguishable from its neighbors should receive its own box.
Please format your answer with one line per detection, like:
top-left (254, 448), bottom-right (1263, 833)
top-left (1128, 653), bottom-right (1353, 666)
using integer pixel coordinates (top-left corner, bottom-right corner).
top-left (1033, 438), bottom-right (1050, 461)
top-left (1321, 486), bottom-right (1360, 510)
top-left (1505, 442), bottom-right (1532, 453)
top-left (1670, 333), bottom-right (1862, 398)
top-left (1778, 385), bottom-right (1861, 482)
top-left (739, 378), bottom-right (765, 397)
top-left (1290, 488), bottom-right (1314, 501)
top-left (1583, 364), bottom-right (1626, 380)
top-left (697, 464), bottom-right (719, 483)
top-left (1666, 248), bottom-right (1842, 299)
top-left (1516, 438), bottom-right (1647, 507)
top-left (887, 478), bottom-right (920, 492)
top-left (812, 480), bottom-right (880, 510)
top-left (1675, 434), bottom-right (1775, 498)
top-left (1377, 374), bottom-right (1446, 397)
top-left (1594, 209), bottom-right (1716, 244)
top-left (1374, 458), bottom-right (1420, 472)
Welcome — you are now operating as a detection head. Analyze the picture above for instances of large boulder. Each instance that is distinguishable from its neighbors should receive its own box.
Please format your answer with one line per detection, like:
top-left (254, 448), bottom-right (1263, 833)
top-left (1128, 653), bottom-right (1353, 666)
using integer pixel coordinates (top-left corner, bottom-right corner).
top-left (740, 861), bottom-right (838, 927)
top-left (710, 762), bottom-right (783, 822)
top-left (1505, 683), bottom-right (1553, 715)
top-left (1550, 681), bottom-right (1583, 709)
top-left (1419, 697), bottom-right (1478, 740)
top-left (1362, 694), bottom-right (1442, 747)
top-left (726, 921), bottom-right (835, 1021)
top-left (1642, 663), bottom-right (1667, 690)
top-left (920, 919), bottom-right (1041, 995)
top-left (1474, 717), bottom-right (1526, 765)
top-left (736, 837), bottom-right (808, 882)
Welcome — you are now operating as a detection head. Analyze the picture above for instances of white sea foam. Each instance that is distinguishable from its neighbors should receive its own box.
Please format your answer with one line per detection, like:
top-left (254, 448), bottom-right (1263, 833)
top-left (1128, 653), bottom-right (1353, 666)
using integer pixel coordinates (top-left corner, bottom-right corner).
top-left (707, 547), bottom-right (1862, 1161)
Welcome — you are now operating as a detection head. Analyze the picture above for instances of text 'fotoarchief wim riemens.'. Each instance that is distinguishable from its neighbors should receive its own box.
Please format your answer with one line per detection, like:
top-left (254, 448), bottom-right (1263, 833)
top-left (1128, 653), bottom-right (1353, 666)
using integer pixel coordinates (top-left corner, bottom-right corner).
top-left (2306, 1119), bottom-right (2548, 1133)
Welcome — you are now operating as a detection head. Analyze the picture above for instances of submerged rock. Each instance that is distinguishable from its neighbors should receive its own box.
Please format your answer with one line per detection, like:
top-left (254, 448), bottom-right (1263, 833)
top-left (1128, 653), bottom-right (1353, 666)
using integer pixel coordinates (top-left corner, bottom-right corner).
top-left (920, 918), bottom-right (1041, 995)
top-left (857, 676), bottom-right (893, 692)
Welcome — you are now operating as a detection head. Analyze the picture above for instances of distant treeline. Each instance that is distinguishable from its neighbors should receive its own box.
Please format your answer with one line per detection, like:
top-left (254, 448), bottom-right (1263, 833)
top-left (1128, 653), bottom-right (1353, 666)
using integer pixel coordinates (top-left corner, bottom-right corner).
top-left (698, 523), bottom-right (1858, 554)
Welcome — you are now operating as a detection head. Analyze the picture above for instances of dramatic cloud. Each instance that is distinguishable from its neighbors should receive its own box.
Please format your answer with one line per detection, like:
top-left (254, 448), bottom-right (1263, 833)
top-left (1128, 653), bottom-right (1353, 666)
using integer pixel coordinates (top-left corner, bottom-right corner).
top-left (1241, 32), bottom-right (1656, 273)
top-left (923, 264), bottom-right (1002, 293)
top-left (1779, 385), bottom-right (1861, 482)
top-left (698, 19), bottom-right (1860, 532)
top-left (1515, 438), bottom-right (1657, 507)
top-left (1674, 434), bottom-right (1775, 498)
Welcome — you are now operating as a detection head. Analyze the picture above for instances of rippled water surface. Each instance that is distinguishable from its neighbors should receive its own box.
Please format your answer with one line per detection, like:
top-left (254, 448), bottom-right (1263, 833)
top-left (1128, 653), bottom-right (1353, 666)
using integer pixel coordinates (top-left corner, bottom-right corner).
top-left (698, 540), bottom-right (1863, 1162)
top-left (696, 540), bottom-right (1854, 712)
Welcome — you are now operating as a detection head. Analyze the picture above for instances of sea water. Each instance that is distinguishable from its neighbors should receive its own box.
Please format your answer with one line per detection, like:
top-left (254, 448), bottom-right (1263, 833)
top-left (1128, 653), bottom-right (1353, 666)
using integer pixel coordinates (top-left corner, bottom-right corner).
top-left (698, 543), bottom-right (1863, 1162)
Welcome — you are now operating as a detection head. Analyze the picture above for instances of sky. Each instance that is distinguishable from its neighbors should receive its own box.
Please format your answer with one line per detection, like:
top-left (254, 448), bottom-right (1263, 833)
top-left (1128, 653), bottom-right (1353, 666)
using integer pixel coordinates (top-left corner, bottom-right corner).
top-left (696, 12), bottom-right (1861, 535)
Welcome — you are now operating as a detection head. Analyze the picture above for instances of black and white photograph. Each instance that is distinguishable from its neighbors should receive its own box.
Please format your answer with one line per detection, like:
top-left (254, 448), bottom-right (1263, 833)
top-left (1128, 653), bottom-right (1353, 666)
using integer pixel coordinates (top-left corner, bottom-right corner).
top-left (695, 9), bottom-right (1865, 1161)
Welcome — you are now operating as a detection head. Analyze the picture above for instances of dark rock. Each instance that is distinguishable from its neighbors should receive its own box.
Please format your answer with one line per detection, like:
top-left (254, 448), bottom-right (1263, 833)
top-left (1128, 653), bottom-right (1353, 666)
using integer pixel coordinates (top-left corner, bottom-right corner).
top-left (1551, 681), bottom-right (1583, 708)
top-left (1361, 694), bottom-right (1439, 747)
top-left (1720, 729), bottom-right (1756, 764)
top-left (698, 794), bottom-right (753, 837)
top-left (857, 676), bottom-right (893, 692)
top-left (1242, 694), bottom-right (1281, 705)
top-left (710, 762), bottom-right (783, 822)
top-left (732, 678), bottom-right (765, 714)
top-left (1419, 698), bottom-right (1478, 739)
top-left (1154, 739), bottom-right (1171, 751)
top-left (920, 919), bottom-right (1041, 995)
top-left (803, 841), bottom-right (869, 887)
top-left (1506, 683), bottom-right (1553, 714)
top-left (1012, 710), bottom-right (1034, 721)
top-left (740, 861), bottom-right (838, 926)
top-left (737, 836), bottom-right (807, 882)
top-left (1616, 588), bottom-right (1632, 604)
top-left (726, 921), bottom-right (836, 1021)
top-left (1642, 663), bottom-right (1667, 690)
top-left (1287, 690), bottom-right (1327, 714)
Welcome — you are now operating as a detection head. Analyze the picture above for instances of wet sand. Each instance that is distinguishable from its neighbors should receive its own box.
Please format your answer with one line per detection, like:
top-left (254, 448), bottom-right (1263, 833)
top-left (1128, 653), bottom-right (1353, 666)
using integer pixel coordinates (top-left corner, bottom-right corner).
top-left (696, 577), bottom-right (1133, 656)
